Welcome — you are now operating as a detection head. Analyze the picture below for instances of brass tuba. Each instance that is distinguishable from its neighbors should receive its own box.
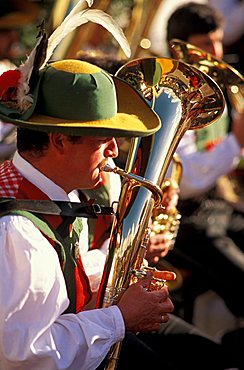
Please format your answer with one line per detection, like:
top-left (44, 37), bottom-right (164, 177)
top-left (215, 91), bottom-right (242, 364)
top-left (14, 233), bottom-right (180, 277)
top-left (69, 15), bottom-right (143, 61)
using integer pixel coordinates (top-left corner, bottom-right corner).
top-left (169, 39), bottom-right (244, 211)
top-left (96, 57), bottom-right (224, 370)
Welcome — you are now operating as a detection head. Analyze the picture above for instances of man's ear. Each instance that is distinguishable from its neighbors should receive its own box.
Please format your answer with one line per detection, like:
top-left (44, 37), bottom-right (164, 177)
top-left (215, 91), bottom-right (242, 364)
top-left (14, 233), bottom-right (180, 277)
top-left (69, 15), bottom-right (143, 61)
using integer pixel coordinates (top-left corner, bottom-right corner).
top-left (49, 133), bottom-right (65, 153)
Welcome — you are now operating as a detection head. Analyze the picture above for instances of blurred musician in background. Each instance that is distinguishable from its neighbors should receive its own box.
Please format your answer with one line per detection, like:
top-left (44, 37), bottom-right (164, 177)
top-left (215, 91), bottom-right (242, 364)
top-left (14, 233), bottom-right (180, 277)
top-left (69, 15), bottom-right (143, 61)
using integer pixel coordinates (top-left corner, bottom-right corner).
top-left (209, 0), bottom-right (244, 74)
top-left (164, 2), bottom-right (244, 367)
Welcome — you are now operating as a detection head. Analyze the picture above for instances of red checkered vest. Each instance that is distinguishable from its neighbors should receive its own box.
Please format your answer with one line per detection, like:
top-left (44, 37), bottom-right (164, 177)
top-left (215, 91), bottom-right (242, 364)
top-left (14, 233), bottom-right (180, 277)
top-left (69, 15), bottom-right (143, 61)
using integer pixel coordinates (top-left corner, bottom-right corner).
top-left (0, 160), bottom-right (92, 313)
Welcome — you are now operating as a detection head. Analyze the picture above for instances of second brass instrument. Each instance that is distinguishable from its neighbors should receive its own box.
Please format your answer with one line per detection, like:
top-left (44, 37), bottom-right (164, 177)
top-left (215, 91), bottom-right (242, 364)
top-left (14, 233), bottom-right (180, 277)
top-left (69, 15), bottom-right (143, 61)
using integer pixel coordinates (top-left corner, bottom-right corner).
top-left (150, 153), bottom-right (182, 249)
top-left (169, 38), bottom-right (244, 210)
top-left (169, 38), bottom-right (244, 114)
top-left (97, 57), bottom-right (224, 370)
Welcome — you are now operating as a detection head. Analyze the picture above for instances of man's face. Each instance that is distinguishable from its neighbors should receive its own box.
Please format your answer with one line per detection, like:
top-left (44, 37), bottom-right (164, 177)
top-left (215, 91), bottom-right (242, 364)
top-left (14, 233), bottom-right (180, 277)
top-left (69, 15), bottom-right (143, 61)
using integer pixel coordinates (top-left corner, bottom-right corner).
top-left (188, 28), bottom-right (224, 59)
top-left (61, 135), bottom-right (118, 191)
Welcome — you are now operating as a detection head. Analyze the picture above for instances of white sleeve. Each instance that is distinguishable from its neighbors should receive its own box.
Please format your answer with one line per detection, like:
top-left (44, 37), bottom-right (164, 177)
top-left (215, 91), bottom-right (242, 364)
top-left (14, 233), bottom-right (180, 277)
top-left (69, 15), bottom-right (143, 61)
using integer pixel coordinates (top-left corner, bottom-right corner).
top-left (0, 215), bottom-right (124, 370)
top-left (176, 131), bottom-right (241, 199)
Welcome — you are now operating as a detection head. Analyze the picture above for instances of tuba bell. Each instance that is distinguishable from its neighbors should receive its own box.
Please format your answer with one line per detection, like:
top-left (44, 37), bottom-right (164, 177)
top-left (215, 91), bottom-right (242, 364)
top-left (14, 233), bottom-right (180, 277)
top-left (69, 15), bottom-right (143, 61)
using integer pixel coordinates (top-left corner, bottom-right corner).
top-left (169, 38), bottom-right (244, 211)
top-left (96, 57), bottom-right (224, 370)
top-left (169, 38), bottom-right (244, 114)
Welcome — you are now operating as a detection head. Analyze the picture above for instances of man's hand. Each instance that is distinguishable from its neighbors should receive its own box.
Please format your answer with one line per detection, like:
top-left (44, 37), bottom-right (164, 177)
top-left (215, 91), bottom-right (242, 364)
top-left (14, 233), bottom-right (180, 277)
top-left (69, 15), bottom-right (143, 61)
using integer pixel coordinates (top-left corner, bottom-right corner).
top-left (117, 273), bottom-right (174, 333)
top-left (146, 233), bottom-right (172, 264)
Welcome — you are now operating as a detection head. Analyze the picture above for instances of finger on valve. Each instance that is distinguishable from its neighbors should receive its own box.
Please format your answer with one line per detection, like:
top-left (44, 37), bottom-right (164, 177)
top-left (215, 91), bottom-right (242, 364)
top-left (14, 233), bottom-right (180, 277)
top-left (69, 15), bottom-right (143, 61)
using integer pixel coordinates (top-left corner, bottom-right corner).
top-left (153, 269), bottom-right (176, 281)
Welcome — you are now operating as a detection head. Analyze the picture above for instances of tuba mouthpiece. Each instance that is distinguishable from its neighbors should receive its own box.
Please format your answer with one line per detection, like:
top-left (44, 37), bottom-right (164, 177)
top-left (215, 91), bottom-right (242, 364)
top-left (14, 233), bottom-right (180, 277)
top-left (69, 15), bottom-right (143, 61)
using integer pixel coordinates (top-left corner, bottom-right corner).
top-left (100, 162), bottom-right (115, 173)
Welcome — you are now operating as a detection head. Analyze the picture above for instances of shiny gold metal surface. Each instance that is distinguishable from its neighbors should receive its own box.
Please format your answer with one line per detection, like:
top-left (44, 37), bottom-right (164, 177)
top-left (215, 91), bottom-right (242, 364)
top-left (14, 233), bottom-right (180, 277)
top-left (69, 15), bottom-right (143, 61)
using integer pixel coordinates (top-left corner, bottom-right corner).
top-left (150, 153), bottom-right (182, 249)
top-left (96, 57), bottom-right (224, 370)
top-left (169, 38), bottom-right (244, 113)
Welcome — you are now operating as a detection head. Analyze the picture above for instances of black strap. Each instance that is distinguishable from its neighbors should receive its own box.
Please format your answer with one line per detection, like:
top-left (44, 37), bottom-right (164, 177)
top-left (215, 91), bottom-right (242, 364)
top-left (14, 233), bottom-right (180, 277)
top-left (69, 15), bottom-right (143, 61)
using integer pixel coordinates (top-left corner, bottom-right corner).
top-left (0, 197), bottom-right (114, 218)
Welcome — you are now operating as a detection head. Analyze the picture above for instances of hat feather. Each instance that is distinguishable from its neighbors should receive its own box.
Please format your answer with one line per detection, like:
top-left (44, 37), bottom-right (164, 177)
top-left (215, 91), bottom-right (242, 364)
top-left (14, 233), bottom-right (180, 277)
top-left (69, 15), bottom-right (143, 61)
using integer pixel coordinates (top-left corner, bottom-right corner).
top-left (0, 0), bottom-right (131, 114)
top-left (71, 9), bottom-right (131, 57)
top-left (15, 0), bottom-right (93, 111)
top-left (42, 2), bottom-right (131, 68)
top-left (17, 26), bottom-right (48, 111)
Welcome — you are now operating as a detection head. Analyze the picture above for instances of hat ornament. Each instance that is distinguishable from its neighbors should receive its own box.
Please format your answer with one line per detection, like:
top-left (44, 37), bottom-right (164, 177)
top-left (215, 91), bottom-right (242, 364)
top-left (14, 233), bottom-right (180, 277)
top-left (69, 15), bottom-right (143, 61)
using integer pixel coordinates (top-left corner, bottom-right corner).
top-left (0, 0), bottom-right (131, 115)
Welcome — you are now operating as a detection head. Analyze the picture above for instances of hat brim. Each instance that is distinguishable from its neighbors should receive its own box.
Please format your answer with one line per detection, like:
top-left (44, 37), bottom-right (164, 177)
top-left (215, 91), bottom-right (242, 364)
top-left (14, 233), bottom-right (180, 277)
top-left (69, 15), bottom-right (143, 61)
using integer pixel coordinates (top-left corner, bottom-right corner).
top-left (0, 76), bottom-right (161, 137)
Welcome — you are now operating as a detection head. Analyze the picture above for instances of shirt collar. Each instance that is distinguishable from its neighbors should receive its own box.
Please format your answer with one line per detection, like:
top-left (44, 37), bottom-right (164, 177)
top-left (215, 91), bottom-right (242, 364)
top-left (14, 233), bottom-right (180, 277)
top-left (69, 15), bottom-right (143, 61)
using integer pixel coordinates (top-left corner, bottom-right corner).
top-left (12, 152), bottom-right (79, 202)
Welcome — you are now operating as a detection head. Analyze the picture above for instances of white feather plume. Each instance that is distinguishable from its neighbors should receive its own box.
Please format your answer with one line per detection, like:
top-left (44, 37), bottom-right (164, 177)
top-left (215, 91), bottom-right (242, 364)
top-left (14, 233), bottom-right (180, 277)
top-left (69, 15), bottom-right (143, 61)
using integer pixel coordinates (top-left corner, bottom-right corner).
top-left (14, 0), bottom-right (131, 113)
top-left (63, 0), bottom-right (94, 18)
top-left (17, 35), bottom-right (44, 112)
top-left (16, 0), bottom-right (94, 110)
top-left (42, 5), bottom-right (131, 68)
top-left (73, 9), bottom-right (131, 57)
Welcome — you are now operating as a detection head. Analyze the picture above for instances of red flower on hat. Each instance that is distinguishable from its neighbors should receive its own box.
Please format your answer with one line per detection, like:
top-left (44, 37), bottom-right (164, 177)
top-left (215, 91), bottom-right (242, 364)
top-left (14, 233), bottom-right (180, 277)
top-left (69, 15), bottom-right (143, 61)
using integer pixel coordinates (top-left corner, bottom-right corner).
top-left (0, 69), bottom-right (21, 102)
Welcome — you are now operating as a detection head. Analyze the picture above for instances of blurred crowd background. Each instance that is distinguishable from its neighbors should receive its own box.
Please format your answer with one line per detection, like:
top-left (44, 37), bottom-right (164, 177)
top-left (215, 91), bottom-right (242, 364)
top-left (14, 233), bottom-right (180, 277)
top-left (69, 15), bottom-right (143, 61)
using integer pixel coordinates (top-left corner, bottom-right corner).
top-left (2, 0), bottom-right (243, 74)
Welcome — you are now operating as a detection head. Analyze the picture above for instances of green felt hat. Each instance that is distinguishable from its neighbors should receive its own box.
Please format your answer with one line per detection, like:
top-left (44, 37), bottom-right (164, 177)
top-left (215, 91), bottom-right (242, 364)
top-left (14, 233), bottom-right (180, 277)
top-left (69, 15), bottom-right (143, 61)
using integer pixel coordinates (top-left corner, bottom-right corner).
top-left (0, 59), bottom-right (161, 137)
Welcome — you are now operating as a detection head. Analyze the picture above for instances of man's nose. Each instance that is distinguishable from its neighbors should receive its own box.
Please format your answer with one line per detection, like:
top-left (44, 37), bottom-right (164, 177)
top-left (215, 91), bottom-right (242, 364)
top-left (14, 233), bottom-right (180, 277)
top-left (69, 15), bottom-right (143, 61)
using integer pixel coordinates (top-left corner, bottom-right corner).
top-left (104, 138), bottom-right (119, 158)
top-left (211, 42), bottom-right (223, 59)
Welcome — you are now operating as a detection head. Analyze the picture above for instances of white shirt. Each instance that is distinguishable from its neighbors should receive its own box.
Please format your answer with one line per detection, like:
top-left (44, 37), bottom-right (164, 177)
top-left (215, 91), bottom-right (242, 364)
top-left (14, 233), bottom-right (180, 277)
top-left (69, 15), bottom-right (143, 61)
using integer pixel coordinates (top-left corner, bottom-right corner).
top-left (175, 130), bottom-right (241, 199)
top-left (0, 153), bottom-right (125, 370)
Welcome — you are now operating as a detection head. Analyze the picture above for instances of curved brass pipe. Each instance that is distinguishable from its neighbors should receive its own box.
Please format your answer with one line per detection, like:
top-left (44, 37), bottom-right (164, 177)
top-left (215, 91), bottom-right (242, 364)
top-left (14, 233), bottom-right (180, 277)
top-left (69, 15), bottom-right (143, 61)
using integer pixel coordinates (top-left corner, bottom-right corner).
top-left (101, 162), bottom-right (163, 207)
